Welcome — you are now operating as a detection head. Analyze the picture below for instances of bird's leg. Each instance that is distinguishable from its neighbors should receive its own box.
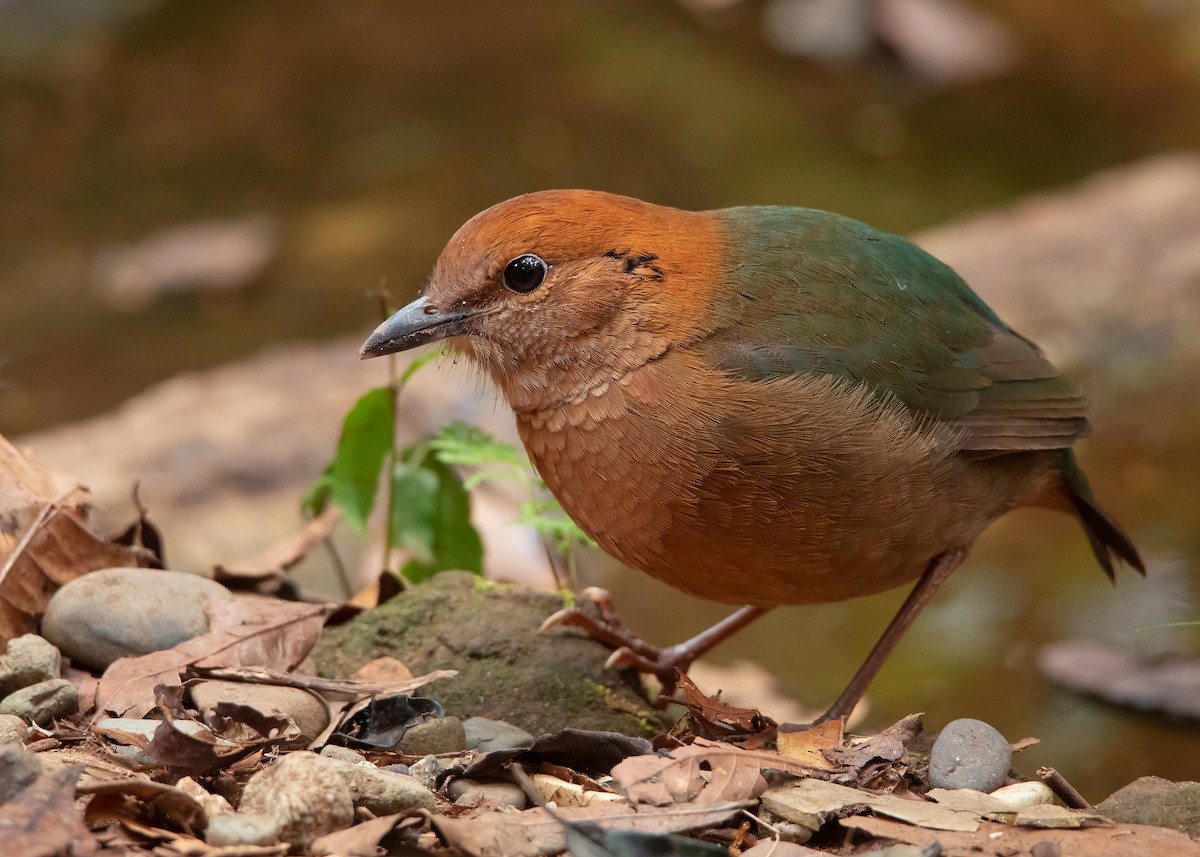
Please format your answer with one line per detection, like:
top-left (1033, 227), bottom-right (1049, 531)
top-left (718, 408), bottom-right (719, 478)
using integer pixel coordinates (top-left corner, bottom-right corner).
top-left (541, 588), bottom-right (772, 691)
top-left (817, 545), bottom-right (971, 724)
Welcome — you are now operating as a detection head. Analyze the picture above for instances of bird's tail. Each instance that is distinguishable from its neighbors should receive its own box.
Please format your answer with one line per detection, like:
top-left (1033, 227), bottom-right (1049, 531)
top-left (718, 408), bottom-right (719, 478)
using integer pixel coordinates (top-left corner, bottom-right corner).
top-left (1059, 450), bottom-right (1145, 582)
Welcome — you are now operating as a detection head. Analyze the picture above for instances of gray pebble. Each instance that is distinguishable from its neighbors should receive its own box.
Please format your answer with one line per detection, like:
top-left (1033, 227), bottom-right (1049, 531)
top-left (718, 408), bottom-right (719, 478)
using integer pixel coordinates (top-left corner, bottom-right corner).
top-left (325, 757), bottom-right (438, 815)
top-left (41, 568), bottom-right (233, 669)
top-left (319, 744), bottom-right (367, 764)
top-left (929, 718), bottom-right (1012, 793)
top-left (189, 680), bottom-right (329, 747)
top-left (205, 812), bottom-right (281, 847)
top-left (0, 635), bottom-right (62, 699)
top-left (0, 743), bottom-right (41, 804)
top-left (398, 715), bottom-right (466, 755)
top-left (464, 716), bottom-right (534, 752)
top-left (0, 679), bottom-right (78, 725)
top-left (0, 714), bottom-right (30, 745)
top-left (446, 777), bottom-right (528, 809)
top-left (407, 754), bottom-right (446, 790)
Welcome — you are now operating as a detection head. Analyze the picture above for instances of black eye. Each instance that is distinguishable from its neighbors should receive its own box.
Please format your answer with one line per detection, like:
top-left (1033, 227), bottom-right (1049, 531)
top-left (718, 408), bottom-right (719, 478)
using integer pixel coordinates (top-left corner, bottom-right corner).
top-left (503, 254), bottom-right (547, 293)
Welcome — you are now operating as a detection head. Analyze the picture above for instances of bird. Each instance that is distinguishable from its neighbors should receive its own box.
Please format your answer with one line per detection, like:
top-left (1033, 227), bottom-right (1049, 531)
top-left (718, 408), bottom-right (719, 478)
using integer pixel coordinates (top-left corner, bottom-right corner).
top-left (360, 189), bottom-right (1144, 723)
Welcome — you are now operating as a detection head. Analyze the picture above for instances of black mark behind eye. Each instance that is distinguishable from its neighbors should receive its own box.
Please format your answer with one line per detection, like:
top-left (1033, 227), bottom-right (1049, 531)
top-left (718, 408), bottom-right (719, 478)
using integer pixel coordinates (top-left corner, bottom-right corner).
top-left (605, 249), bottom-right (664, 280)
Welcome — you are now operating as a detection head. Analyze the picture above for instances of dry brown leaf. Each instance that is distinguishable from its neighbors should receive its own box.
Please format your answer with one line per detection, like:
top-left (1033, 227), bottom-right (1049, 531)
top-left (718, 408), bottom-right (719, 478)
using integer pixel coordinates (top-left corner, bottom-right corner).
top-left (93, 596), bottom-right (329, 719)
top-left (612, 744), bottom-right (769, 806)
top-left (432, 800), bottom-right (753, 857)
top-left (0, 766), bottom-right (98, 857)
top-left (673, 671), bottom-right (777, 745)
top-left (843, 815), bottom-right (1197, 857)
top-left (310, 813), bottom-right (405, 856)
top-left (0, 435), bottom-right (143, 642)
top-left (79, 777), bottom-right (207, 834)
top-left (762, 778), bottom-right (981, 833)
top-left (214, 507), bottom-right (340, 594)
top-left (777, 720), bottom-right (842, 770)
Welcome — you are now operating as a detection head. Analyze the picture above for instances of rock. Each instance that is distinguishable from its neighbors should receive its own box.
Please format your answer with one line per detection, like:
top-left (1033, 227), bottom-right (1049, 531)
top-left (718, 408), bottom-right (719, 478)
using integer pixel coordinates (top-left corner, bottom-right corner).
top-left (0, 743), bottom-right (41, 804)
top-left (0, 714), bottom-right (30, 745)
top-left (928, 718), bottom-right (1011, 793)
top-left (446, 777), bottom-right (528, 809)
top-left (205, 812), bottom-right (281, 847)
top-left (311, 572), bottom-right (665, 736)
top-left (0, 635), bottom-right (62, 699)
top-left (407, 755), bottom-right (446, 791)
top-left (1096, 776), bottom-right (1200, 838)
top-left (319, 745), bottom-right (367, 764)
top-left (175, 776), bottom-right (233, 817)
top-left (189, 680), bottom-right (329, 747)
top-left (325, 757), bottom-right (438, 815)
top-left (464, 716), bottom-right (534, 752)
top-left (0, 679), bottom-right (78, 725)
top-left (239, 751), bottom-right (354, 846)
top-left (989, 780), bottom-right (1055, 809)
top-left (397, 715), bottom-right (466, 756)
top-left (41, 568), bottom-right (233, 669)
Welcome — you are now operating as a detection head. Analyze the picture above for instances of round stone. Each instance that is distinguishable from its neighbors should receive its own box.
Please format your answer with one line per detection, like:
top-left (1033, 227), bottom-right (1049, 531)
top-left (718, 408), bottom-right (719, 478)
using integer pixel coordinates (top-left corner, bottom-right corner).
top-left (41, 568), bottom-right (233, 669)
top-left (189, 680), bottom-right (329, 747)
top-left (929, 717), bottom-right (1012, 793)
top-left (0, 635), bottom-right (62, 699)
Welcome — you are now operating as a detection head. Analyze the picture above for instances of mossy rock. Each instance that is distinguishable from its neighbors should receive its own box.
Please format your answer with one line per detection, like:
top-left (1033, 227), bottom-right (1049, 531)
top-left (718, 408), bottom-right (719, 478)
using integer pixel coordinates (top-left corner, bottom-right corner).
top-left (311, 572), bottom-right (667, 738)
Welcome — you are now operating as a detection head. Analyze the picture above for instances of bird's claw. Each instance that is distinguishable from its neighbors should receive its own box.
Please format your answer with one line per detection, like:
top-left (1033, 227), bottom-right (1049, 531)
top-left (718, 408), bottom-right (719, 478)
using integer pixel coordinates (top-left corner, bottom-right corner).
top-left (540, 591), bottom-right (690, 696)
top-left (604, 646), bottom-right (683, 693)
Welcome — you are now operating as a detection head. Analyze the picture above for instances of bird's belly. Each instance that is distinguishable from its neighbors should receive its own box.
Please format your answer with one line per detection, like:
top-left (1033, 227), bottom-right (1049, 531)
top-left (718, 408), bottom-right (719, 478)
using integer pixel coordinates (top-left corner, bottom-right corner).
top-left (515, 364), bottom-right (1044, 607)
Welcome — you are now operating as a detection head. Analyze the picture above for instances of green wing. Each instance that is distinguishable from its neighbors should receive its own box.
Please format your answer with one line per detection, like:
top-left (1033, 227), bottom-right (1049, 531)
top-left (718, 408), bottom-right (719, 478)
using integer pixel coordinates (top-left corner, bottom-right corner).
top-left (705, 207), bottom-right (1089, 452)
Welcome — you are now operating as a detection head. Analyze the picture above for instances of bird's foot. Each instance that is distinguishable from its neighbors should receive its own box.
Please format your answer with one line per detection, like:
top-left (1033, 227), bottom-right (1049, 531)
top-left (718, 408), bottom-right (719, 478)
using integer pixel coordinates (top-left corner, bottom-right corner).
top-left (539, 587), bottom-right (692, 693)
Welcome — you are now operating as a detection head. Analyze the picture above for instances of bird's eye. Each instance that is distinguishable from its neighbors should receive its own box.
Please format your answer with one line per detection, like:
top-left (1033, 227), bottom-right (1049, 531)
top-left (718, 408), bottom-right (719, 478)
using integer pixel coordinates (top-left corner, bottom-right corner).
top-left (502, 254), bottom-right (547, 294)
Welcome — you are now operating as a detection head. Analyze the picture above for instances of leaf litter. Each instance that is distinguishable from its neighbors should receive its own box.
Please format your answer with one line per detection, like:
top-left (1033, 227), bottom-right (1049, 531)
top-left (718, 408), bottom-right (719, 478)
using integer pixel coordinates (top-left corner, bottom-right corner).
top-left (2, 436), bottom-right (1198, 857)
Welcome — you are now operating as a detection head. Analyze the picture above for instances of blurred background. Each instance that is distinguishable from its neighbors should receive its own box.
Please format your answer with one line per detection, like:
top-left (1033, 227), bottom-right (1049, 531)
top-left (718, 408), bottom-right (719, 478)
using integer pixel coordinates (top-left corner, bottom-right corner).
top-left (3, 0), bottom-right (1199, 797)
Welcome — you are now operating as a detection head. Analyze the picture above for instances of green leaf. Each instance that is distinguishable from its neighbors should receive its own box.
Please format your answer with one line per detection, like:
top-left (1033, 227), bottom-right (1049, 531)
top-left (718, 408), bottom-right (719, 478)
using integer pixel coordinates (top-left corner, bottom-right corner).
top-left (388, 458), bottom-right (439, 565)
top-left (518, 498), bottom-right (597, 553)
top-left (325, 386), bottom-right (395, 535)
top-left (429, 421), bottom-right (529, 471)
top-left (392, 450), bottom-right (483, 584)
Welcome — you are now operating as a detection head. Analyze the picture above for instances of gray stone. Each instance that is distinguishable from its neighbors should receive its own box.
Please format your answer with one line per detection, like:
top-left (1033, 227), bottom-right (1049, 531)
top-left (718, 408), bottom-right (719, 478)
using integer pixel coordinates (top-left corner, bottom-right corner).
top-left (397, 715), bottom-right (466, 755)
top-left (41, 568), bottom-right (233, 669)
top-left (464, 716), bottom-right (534, 752)
top-left (446, 777), bottom-right (528, 809)
top-left (325, 757), bottom-right (438, 815)
top-left (239, 751), bottom-right (354, 846)
top-left (1096, 776), bottom-right (1200, 838)
top-left (205, 812), bottom-right (281, 847)
top-left (0, 635), bottom-right (62, 699)
top-left (407, 754), bottom-right (446, 791)
top-left (0, 679), bottom-right (78, 725)
top-left (0, 714), bottom-right (30, 745)
top-left (0, 743), bottom-right (41, 804)
top-left (189, 680), bottom-right (329, 747)
top-left (319, 744), bottom-right (366, 764)
top-left (928, 718), bottom-right (1012, 793)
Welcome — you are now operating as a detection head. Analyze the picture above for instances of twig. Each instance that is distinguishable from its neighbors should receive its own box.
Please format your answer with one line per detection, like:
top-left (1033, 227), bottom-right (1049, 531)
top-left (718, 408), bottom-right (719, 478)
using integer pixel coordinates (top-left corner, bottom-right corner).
top-left (508, 762), bottom-right (547, 808)
top-left (1037, 766), bottom-right (1092, 809)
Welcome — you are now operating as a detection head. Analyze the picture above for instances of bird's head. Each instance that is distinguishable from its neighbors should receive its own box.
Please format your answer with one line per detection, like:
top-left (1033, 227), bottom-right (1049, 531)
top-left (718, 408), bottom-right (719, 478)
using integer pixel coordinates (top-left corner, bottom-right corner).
top-left (360, 190), bottom-right (724, 412)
